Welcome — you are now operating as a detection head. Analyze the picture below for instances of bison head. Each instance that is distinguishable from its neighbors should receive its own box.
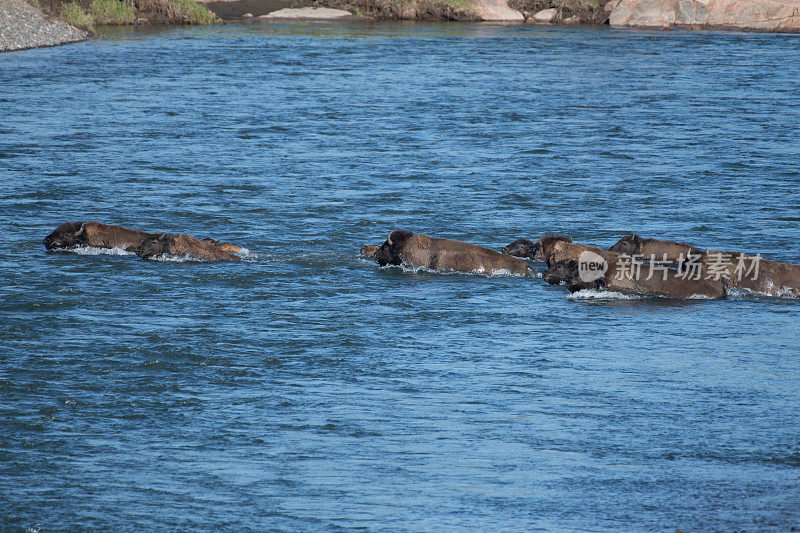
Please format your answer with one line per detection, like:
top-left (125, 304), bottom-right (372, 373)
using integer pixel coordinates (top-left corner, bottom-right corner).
top-left (543, 258), bottom-right (577, 285)
top-left (609, 234), bottom-right (642, 255)
top-left (537, 235), bottom-right (573, 264)
top-left (134, 233), bottom-right (171, 259)
top-left (360, 245), bottom-right (380, 258)
top-left (374, 230), bottom-right (412, 267)
top-left (43, 221), bottom-right (87, 250)
top-left (543, 259), bottom-right (600, 292)
top-left (502, 238), bottom-right (538, 259)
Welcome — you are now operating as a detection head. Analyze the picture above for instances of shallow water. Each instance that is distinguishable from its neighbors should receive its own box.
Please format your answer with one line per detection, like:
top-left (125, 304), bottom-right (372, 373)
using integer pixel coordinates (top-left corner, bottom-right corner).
top-left (1, 21), bottom-right (799, 531)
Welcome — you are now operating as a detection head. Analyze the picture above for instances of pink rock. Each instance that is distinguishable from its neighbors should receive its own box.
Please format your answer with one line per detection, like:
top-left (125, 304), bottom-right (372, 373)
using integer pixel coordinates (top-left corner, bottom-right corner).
top-left (609, 0), bottom-right (800, 31)
top-left (532, 7), bottom-right (557, 22)
top-left (472, 0), bottom-right (525, 20)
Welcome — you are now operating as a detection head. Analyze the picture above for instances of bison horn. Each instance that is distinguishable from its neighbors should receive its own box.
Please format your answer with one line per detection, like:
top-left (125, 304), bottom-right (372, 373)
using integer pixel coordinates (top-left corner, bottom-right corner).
top-left (76, 222), bottom-right (86, 236)
top-left (386, 233), bottom-right (393, 246)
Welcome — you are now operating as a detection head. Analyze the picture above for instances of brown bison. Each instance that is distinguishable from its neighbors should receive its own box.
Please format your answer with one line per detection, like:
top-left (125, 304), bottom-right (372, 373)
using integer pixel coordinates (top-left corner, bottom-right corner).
top-left (543, 255), bottom-right (727, 299)
top-left (43, 221), bottom-right (152, 252)
top-left (609, 234), bottom-right (704, 262)
top-left (44, 221), bottom-right (245, 262)
top-left (609, 234), bottom-right (800, 298)
top-left (374, 230), bottom-right (535, 276)
top-left (134, 233), bottom-right (242, 262)
top-left (542, 238), bottom-right (608, 267)
top-left (502, 235), bottom-right (573, 263)
top-left (698, 251), bottom-right (800, 297)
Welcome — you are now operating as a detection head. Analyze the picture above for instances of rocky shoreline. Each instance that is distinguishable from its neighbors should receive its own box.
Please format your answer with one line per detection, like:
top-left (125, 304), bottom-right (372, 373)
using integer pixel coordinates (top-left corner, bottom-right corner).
top-left (1, 0), bottom-right (221, 53)
top-left (3, 0), bottom-right (800, 54)
top-left (0, 0), bottom-right (88, 52)
top-left (204, 0), bottom-right (800, 29)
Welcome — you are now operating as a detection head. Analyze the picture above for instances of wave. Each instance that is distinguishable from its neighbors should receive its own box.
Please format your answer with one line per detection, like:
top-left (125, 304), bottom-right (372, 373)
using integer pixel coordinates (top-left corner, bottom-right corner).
top-left (53, 245), bottom-right (256, 262)
top-left (726, 287), bottom-right (800, 301)
top-left (569, 289), bottom-right (719, 301)
top-left (53, 246), bottom-right (135, 256)
top-left (379, 263), bottom-right (530, 278)
top-left (145, 254), bottom-right (202, 263)
top-left (234, 248), bottom-right (256, 260)
top-left (567, 289), bottom-right (645, 300)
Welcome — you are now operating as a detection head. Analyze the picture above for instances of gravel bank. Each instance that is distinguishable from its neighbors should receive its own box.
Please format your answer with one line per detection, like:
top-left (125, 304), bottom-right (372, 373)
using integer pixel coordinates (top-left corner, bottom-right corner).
top-left (0, 0), bottom-right (88, 52)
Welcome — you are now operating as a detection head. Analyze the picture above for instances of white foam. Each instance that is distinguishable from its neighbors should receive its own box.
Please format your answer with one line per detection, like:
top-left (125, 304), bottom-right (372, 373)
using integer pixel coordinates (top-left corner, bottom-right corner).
top-left (727, 286), bottom-right (799, 300)
top-left (567, 289), bottom-right (644, 300)
top-left (54, 246), bottom-right (135, 256)
top-left (234, 248), bottom-right (257, 260)
top-left (146, 253), bottom-right (201, 263)
top-left (381, 263), bottom-right (528, 278)
top-left (760, 280), bottom-right (799, 299)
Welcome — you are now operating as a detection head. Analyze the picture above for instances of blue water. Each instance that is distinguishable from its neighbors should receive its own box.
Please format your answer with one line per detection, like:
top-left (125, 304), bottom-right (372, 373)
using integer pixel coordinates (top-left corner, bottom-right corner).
top-left (2, 21), bottom-right (800, 531)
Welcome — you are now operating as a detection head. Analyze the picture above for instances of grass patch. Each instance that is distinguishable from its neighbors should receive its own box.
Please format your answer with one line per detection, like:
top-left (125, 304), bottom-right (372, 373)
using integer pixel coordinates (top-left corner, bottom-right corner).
top-left (442, 0), bottom-right (470, 8)
top-left (170, 0), bottom-right (221, 25)
top-left (61, 2), bottom-right (94, 30)
top-left (89, 0), bottom-right (134, 24)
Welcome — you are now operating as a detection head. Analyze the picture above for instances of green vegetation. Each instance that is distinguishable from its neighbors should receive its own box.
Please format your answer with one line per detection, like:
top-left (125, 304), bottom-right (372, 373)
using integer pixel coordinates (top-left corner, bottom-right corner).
top-left (89, 0), bottom-right (135, 24)
top-left (507, 0), bottom-right (608, 23)
top-left (169, 0), bottom-right (221, 25)
top-left (61, 2), bottom-right (94, 31)
top-left (441, 0), bottom-right (470, 8)
top-left (30, 0), bottom-right (221, 30)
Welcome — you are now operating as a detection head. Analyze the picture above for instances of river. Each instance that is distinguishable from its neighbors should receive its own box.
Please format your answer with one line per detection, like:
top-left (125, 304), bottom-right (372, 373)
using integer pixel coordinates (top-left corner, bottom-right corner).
top-left (1, 21), bottom-right (799, 530)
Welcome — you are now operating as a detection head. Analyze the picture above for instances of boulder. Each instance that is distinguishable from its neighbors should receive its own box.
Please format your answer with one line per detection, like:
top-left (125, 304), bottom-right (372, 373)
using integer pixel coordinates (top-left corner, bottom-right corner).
top-left (472, 0), bottom-right (525, 20)
top-left (609, 0), bottom-right (800, 31)
top-left (257, 7), bottom-right (356, 19)
top-left (532, 7), bottom-right (557, 21)
top-left (0, 0), bottom-right (87, 52)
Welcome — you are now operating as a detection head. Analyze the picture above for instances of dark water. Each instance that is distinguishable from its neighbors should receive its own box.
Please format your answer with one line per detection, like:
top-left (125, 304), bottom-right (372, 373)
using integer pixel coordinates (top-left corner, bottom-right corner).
top-left (2, 21), bottom-right (799, 531)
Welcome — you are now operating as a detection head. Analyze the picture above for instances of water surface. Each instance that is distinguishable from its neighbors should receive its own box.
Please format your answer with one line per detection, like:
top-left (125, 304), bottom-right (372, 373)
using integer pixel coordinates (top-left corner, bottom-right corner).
top-left (1, 21), bottom-right (799, 531)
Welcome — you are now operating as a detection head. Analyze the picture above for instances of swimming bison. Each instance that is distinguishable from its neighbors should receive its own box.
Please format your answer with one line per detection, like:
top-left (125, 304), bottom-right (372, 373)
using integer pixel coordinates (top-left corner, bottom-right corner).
top-left (43, 221), bottom-right (152, 252)
top-left (610, 234), bottom-right (800, 298)
top-left (44, 221), bottom-right (245, 262)
top-left (134, 233), bottom-right (242, 261)
top-left (373, 230), bottom-right (535, 276)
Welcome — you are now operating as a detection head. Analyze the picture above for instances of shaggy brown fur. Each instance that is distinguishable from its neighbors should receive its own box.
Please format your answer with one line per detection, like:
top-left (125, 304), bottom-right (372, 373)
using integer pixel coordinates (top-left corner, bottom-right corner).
top-left (374, 230), bottom-right (534, 276)
top-left (502, 235), bottom-right (573, 263)
top-left (700, 252), bottom-right (800, 298)
top-left (44, 221), bottom-right (152, 251)
top-left (610, 235), bottom-right (800, 297)
top-left (360, 244), bottom-right (380, 258)
top-left (200, 238), bottom-right (245, 255)
top-left (609, 234), bottom-right (704, 262)
top-left (135, 233), bottom-right (241, 261)
top-left (543, 257), bottom-right (727, 299)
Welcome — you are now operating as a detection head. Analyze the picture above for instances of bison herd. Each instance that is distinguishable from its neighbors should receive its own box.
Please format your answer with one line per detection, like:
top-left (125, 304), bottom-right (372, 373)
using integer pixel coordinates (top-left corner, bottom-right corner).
top-left (361, 230), bottom-right (800, 300)
top-left (43, 221), bottom-right (245, 262)
top-left (45, 222), bottom-right (800, 299)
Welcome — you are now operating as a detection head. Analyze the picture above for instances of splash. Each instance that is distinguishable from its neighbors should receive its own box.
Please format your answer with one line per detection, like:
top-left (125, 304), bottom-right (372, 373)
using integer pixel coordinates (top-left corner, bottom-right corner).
top-left (567, 289), bottom-right (645, 300)
top-left (54, 246), bottom-right (135, 256)
top-left (233, 248), bottom-right (256, 260)
top-left (726, 286), bottom-right (799, 301)
top-left (380, 263), bottom-right (529, 278)
top-left (145, 254), bottom-right (201, 263)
